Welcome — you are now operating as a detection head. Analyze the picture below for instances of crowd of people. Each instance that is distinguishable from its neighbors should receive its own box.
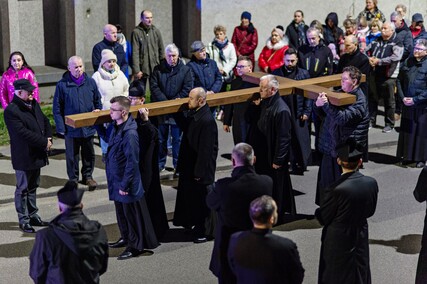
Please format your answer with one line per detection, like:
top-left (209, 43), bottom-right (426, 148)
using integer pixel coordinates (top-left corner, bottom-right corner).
top-left (2, 2), bottom-right (427, 283)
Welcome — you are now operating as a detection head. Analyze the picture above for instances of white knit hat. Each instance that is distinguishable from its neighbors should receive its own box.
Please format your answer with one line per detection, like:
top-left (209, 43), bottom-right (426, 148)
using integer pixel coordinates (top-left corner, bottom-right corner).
top-left (99, 49), bottom-right (117, 68)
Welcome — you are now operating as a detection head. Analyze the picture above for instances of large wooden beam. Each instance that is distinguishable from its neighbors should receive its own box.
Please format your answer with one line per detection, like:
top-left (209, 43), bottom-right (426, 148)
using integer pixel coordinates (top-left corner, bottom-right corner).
top-left (65, 72), bottom-right (361, 128)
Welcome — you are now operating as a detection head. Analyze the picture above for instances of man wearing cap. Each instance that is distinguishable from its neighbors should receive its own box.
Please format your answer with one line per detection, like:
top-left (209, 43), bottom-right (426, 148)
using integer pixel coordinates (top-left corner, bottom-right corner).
top-left (29, 181), bottom-right (109, 283)
top-left (131, 10), bottom-right (164, 92)
top-left (150, 43), bottom-right (193, 172)
top-left (411, 13), bottom-right (427, 43)
top-left (92, 24), bottom-right (128, 75)
top-left (187, 40), bottom-right (222, 97)
top-left (53, 56), bottom-right (102, 191)
top-left (4, 79), bottom-right (52, 233)
top-left (315, 140), bottom-right (378, 284)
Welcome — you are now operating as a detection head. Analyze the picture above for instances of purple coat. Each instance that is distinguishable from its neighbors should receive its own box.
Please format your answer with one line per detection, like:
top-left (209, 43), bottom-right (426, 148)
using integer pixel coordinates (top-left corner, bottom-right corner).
top-left (0, 67), bottom-right (40, 109)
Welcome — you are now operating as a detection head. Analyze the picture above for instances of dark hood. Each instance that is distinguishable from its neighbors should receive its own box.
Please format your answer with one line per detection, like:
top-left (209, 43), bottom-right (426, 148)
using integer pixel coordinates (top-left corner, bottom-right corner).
top-left (325, 12), bottom-right (339, 27)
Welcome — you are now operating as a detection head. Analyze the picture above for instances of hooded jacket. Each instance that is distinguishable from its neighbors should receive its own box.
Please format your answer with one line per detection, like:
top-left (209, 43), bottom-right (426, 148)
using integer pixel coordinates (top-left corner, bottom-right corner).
top-left (29, 208), bottom-right (108, 284)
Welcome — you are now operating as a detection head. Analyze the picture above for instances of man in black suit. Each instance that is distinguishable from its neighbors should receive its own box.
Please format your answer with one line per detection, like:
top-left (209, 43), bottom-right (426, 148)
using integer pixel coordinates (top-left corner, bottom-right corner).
top-left (4, 79), bottom-right (52, 233)
top-left (315, 140), bottom-right (378, 284)
top-left (228, 195), bottom-right (304, 284)
top-left (207, 143), bottom-right (273, 283)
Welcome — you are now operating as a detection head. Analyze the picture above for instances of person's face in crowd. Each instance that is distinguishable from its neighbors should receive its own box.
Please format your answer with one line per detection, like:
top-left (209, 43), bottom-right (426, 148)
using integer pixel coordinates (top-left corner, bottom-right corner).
top-left (259, 79), bottom-right (272, 99)
top-left (104, 26), bottom-right (117, 42)
top-left (102, 59), bottom-right (116, 71)
top-left (366, 0), bottom-right (375, 11)
top-left (344, 25), bottom-right (356, 35)
top-left (16, 89), bottom-right (33, 102)
top-left (284, 54), bottom-right (298, 69)
top-left (371, 24), bottom-right (380, 33)
top-left (142, 11), bottom-right (153, 26)
top-left (109, 102), bottom-right (125, 121)
top-left (129, 96), bottom-right (144, 106)
top-left (193, 47), bottom-right (207, 60)
top-left (327, 18), bottom-right (334, 29)
top-left (294, 12), bottom-right (303, 24)
top-left (270, 31), bottom-right (282, 44)
top-left (166, 51), bottom-right (179, 67)
top-left (341, 71), bottom-right (357, 93)
top-left (414, 44), bottom-right (427, 61)
top-left (344, 37), bottom-right (358, 54)
top-left (307, 31), bottom-right (320, 47)
top-left (381, 23), bottom-right (393, 40)
top-left (391, 15), bottom-right (402, 28)
top-left (11, 54), bottom-right (23, 71)
top-left (395, 7), bottom-right (405, 18)
top-left (215, 31), bottom-right (226, 42)
top-left (68, 58), bottom-right (84, 78)
top-left (241, 18), bottom-right (250, 27)
top-left (188, 90), bottom-right (202, 110)
top-left (412, 21), bottom-right (424, 30)
top-left (236, 60), bottom-right (252, 76)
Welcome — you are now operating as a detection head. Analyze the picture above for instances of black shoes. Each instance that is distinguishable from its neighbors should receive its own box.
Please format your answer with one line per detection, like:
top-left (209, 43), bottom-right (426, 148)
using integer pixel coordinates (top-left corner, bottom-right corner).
top-left (30, 217), bottom-right (49, 227)
top-left (416, 162), bottom-right (426, 168)
top-left (117, 248), bottom-right (144, 260)
top-left (19, 223), bottom-right (35, 233)
top-left (108, 238), bottom-right (127, 248)
top-left (193, 236), bottom-right (207, 244)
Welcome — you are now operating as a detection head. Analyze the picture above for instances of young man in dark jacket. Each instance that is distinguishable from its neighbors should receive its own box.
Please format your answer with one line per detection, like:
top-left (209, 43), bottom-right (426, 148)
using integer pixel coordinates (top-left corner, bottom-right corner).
top-left (30, 181), bottom-right (109, 283)
top-left (4, 79), bottom-right (52, 233)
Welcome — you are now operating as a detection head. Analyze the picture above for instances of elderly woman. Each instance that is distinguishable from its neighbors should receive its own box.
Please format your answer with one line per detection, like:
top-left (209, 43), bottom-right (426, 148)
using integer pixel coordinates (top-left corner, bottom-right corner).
top-left (0, 51), bottom-right (39, 109)
top-left (207, 25), bottom-right (237, 87)
top-left (258, 28), bottom-right (289, 73)
top-left (231, 11), bottom-right (258, 68)
top-left (397, 40), bottom-right (427, 168)
top-left (357, 0), bottom-right (386, 24)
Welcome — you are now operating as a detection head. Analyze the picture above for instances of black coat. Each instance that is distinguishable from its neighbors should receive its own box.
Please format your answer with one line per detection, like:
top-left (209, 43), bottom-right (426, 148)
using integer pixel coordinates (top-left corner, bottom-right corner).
top-left (136, 118), bottom-right (169, 239)
top-left (4, 95), bottom-right (52, 171)
top-left (285, 21), bottom-right (308, 50)
top-left (298, 43), bottom-right (334, 78)
top-left (206, 166), bottom-right (273, 280)
top-left (414, 166), bottom-right (427, 284)
top-left (173, 103), bottom-right (218, 227)
top-left (272, 66), bottom-right (312, 168)
top-left (315, 171), bottom-right (378, 284)
top-left (228, 228), bottom-right (305, 284)
top-left (29, 208), bottom-right (108, 284)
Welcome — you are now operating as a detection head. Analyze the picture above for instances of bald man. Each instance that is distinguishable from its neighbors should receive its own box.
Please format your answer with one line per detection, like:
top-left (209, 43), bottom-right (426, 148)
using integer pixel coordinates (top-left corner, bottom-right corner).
top-left (92, 24), bottom-right (128, 74)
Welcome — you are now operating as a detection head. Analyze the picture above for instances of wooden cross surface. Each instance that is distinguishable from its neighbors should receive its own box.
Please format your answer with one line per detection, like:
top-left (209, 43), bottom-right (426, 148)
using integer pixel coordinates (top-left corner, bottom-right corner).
top-left (65, 72), bottom-right (362, 128)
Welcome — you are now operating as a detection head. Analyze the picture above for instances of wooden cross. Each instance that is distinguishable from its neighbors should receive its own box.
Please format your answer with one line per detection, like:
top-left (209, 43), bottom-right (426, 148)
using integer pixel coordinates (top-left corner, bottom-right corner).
top-left (65, 72), bottom-right (361, 128)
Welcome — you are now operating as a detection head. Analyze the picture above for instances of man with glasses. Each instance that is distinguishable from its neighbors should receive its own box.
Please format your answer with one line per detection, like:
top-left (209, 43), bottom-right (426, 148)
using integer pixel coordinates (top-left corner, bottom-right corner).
top-left (223, 56), bottom-right (257, 144)
top-left (4, 79), bottom-right (52, 233)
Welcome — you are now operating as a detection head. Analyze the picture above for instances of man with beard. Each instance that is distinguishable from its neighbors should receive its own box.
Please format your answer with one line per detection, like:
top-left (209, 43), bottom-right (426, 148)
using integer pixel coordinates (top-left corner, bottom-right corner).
top-left (173, 87), bottom-right (219, 243)
top-left (273, 48), bottom-right (312, 174)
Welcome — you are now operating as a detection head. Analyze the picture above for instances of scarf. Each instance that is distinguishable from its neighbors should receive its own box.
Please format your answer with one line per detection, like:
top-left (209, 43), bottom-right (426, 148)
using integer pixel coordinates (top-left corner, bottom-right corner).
top-left (70, 73), bottom-right (84, 85)
top-left (97, 64), bottom-right (120, 86)
top-left (213, 38), bottom-right (229, 62)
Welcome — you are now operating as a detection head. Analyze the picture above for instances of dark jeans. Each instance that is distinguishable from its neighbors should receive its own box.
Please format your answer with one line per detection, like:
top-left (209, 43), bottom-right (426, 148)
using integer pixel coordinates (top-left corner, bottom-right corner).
top-left (65, 136), bottom-right (95, 182)
top-left (15, 169), bottom-right (41, 224)
top-left (158, 123), bottom-right (181, 169)
top-left (369, 77), bottom-right (396, 127)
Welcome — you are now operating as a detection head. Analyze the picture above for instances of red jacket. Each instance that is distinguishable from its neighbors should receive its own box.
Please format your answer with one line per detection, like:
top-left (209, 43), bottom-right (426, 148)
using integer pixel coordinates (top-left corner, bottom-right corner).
top-left (258, 40), bottom-right (289, 73)
top-left (231, 24), bottom-right (258, 64)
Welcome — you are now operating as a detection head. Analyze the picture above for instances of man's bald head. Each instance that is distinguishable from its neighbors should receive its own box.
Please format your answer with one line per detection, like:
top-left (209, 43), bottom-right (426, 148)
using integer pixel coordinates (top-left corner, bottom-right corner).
top-left (103, 24), bottom-right (117, 42)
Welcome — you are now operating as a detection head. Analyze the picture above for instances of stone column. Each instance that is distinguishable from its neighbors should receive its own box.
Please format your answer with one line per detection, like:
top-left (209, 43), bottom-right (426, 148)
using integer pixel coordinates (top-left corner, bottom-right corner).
top-left (0, 0), bottom-right (10, 71)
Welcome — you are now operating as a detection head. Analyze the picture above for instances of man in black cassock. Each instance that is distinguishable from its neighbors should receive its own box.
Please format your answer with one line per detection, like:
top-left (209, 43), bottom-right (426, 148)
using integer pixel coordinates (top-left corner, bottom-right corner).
top-left (315, 140), bottom-right (378, 284)
top-left (173, 87), bottom-right (219, 243)
top-left (414, 166), bottom-right (427, 284)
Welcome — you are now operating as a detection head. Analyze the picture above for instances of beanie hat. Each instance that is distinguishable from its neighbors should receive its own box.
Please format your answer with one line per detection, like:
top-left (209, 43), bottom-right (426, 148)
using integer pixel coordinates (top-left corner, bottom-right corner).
top-left (241, 11), bottom-right (251, 21)
top-left (100, 49), bottom-right (117, 68)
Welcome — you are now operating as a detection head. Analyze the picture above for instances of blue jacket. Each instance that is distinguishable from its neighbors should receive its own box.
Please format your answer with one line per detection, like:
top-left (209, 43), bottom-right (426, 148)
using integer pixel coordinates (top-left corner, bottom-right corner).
top-left (100, 116), bottom-right (144, 203)
top-left (317, 87), bottom-right (369, 157)
top-left (92, 38), bottom-right (128, 74)
top-left (187, 55), bottom-right (222, 93)
top-left (53, 72), bottom-right (102, 138)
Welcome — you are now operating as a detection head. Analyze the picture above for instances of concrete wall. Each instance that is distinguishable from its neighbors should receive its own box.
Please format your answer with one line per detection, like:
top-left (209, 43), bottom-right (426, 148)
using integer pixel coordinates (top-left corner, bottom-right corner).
top-left (201, 0), bottom-right (427, 61)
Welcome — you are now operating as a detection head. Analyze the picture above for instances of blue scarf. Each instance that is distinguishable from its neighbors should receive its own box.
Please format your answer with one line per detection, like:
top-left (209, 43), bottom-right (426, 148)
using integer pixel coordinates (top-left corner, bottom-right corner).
top-left (213, 38), bottom-right (229, 62)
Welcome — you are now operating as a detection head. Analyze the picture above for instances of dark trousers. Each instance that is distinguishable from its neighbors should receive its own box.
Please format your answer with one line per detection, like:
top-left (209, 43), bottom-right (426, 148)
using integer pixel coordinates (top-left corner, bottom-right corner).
top-left (64, 136), bottom-right (95, 182)
top-left (15, 169), bottom-right (41, 224)
top-left (369, 78), bottom-right (396, 127)
top-left (158, 123), bottom-right (182, 169)
top-left (114, 201), bottom-right (129, 242)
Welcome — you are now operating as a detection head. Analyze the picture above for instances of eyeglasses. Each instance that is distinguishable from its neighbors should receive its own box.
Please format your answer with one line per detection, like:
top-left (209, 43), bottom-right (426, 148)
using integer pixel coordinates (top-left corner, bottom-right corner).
top-left (414, 47), bottom-right (427, 52)
top-left (236, 65), bottom-right (249, 69)
top-left (110, 108), bottom-right (123, 112)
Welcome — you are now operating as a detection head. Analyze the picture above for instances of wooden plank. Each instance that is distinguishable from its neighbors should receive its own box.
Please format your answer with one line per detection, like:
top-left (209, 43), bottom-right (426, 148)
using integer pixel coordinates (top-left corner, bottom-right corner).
top-left (294, 84), bottom-right (356, 106)
top-left (65, 73), bottom-right (362, 128)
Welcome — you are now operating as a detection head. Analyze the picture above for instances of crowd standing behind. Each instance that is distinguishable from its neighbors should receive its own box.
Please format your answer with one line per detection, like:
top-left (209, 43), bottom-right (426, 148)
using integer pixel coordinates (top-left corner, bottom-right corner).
top-left (1, 3), bottom-right (427, 283)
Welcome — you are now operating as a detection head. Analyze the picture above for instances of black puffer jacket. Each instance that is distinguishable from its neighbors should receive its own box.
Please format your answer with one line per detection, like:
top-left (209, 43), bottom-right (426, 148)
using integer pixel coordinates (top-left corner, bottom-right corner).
top-left (317, 87), bottom-right (369, 157)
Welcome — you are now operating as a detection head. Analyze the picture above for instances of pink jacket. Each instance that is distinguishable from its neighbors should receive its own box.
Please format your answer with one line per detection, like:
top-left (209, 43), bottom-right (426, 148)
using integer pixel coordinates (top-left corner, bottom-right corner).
top-left (0, 67), bottom-right (40, 109)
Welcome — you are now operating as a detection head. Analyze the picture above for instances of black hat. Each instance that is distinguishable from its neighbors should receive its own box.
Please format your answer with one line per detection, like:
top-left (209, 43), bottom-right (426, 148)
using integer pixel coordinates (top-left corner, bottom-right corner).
top-left (336, 138), bottom-right (363, 162)
top-left (57, 181), bottom-right (84, 207)
top-left (13, 79), bottom-right (36, 92)
top-left (413, 13), bottom-right (424, 23)
top-left (128, 81), bottom-right (146, 97)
